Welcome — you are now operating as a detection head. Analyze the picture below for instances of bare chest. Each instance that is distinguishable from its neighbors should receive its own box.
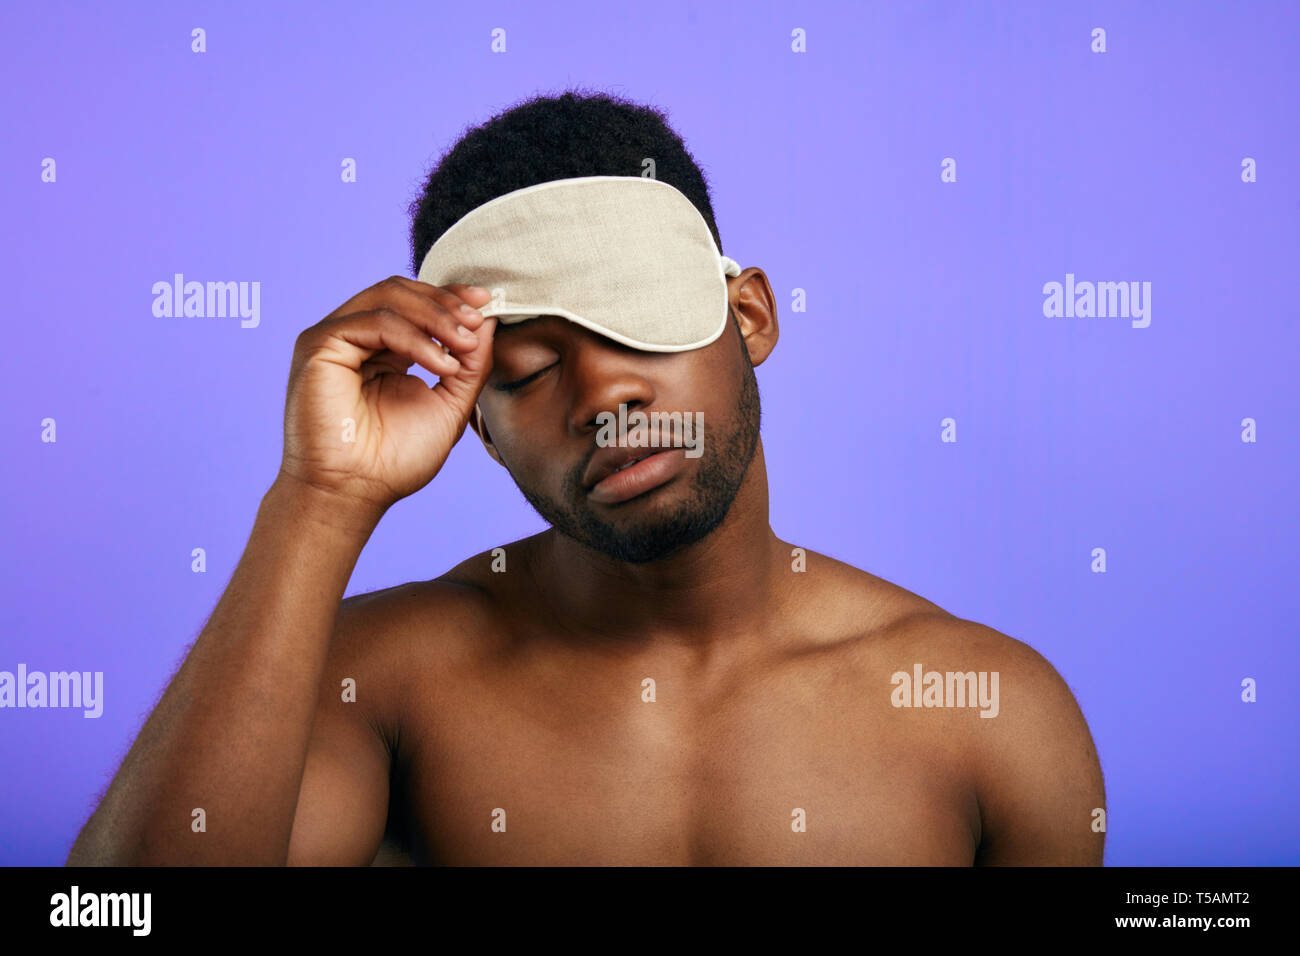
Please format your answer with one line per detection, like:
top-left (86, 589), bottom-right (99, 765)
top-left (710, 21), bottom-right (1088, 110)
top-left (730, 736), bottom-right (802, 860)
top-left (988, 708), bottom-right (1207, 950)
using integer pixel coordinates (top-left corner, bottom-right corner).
top-left (390, 652), bottom-right (980, 865)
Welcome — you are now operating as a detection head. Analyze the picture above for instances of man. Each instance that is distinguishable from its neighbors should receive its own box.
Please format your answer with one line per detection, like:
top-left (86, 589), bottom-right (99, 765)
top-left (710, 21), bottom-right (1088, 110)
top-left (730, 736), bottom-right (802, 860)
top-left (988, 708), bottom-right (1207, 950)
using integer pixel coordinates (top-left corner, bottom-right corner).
top-left (68, 90), bottom-right (1105, 866)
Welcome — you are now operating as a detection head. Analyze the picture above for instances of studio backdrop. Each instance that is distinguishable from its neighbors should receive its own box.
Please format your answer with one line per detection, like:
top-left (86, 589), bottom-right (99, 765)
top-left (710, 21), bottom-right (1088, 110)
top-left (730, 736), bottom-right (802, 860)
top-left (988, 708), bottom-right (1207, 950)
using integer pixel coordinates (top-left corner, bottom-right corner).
top-left (1, 0), bottom-right (1296, 865)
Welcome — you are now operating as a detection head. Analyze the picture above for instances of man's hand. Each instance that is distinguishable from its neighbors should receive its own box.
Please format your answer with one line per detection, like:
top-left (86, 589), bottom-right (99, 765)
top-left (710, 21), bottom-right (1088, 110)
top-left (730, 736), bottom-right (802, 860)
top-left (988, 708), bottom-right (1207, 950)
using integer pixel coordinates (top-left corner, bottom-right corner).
top-left (280, 277), bottom-right (498, 515)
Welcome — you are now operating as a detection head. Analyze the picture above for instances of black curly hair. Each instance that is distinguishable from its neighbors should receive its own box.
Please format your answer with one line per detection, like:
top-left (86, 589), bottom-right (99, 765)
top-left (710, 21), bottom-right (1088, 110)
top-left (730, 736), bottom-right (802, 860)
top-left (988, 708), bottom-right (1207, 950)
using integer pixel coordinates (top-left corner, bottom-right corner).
top-left (406, 86), bottom-right (726, 277)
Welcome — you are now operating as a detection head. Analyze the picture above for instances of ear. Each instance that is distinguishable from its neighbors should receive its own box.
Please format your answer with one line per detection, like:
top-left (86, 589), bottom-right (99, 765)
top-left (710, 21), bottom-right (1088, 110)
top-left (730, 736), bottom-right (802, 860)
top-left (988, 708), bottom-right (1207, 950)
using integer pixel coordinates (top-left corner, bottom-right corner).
top-left (729, 267), bottom-right (779, 367)
top-left (469, 401), bottom-right (507, 467)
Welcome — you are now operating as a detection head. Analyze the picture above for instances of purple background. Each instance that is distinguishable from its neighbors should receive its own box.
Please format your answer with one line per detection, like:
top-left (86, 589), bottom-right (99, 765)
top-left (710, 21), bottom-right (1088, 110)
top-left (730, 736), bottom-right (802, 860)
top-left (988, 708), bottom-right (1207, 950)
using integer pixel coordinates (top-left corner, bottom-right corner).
top-left (2, 1), bottom-right (1297, 866)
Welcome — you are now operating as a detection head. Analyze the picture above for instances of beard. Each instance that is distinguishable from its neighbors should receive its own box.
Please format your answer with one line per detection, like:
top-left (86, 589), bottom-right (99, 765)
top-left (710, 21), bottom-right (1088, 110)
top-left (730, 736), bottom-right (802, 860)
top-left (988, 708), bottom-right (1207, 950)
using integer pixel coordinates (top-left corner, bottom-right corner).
top-left (512, 357), bottom-right (761, 564)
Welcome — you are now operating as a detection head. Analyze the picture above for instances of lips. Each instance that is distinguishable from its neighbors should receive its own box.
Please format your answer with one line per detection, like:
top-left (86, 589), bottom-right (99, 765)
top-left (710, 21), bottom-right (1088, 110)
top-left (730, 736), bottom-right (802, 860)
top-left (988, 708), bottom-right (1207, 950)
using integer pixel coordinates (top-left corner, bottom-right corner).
top-left (584, 445), bottom-right (662, 491)
top-left (585, 449), bottom-right (683, 505)
top-left (613, 453), bottom-right (653, 474)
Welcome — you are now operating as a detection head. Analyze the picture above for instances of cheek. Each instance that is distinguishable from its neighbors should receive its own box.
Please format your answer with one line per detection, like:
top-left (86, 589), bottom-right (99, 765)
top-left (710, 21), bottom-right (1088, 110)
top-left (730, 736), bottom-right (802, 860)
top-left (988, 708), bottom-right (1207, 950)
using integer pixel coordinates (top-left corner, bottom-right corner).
top-left (674, 362), bottom-right (736, 418)
top-left (490, 417), bottom-right (565, 487)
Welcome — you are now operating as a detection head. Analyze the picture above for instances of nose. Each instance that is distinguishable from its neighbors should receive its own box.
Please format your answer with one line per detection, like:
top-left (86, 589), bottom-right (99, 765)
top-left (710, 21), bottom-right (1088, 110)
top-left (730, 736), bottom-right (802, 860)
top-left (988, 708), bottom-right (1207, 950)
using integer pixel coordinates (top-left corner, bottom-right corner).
top-left (567, 337), bottom-right (658, 437)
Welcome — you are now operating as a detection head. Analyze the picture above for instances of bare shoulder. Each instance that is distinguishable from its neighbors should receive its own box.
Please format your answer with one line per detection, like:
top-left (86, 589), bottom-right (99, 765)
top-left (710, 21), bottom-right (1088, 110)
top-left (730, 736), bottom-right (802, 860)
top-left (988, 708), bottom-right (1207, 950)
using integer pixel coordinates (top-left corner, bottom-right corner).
top-left (784, 545), bottom-right (952, 641)
top-left (794, 548), bottom-right (1105, 863)
top-left (288, 577), bottom-right (476, 868)
top-left (330, 532), bottom-right (543, 679)
top-left (792, 546), bottom-right (1079, 689)
top-left (888, 613), bottom-right (1105, 865)
top-left (797, 549), bottom-right (1097, 733)
top-left (431, 530), bottom-right (548, 598)
top-left (318, 548), bottom-right (529, 868)
top-left (339, 532), bottom-right (552, 624)
top-left (331, 578), bottom-right (484, 691)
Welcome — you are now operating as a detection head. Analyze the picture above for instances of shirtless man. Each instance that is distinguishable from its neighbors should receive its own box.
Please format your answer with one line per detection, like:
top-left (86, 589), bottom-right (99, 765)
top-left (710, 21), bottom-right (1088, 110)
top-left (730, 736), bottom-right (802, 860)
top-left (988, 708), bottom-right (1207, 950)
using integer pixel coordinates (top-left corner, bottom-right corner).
top-left (68, 94), bottom-right (1105, 867)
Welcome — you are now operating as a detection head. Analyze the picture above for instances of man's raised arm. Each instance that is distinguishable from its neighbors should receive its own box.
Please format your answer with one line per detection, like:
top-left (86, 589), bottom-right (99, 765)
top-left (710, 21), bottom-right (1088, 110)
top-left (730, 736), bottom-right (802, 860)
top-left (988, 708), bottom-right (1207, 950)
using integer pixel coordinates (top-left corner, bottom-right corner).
top-left (67, 477), bottom-right (389, 865)
top-left (66, 278), bottom-right (496, 865)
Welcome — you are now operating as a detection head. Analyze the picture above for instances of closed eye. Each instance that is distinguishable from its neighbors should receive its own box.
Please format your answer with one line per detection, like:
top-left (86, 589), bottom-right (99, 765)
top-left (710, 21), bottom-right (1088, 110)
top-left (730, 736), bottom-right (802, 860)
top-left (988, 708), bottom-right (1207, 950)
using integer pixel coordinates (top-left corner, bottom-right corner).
top-left (494, 362), bottom-right (557, 393)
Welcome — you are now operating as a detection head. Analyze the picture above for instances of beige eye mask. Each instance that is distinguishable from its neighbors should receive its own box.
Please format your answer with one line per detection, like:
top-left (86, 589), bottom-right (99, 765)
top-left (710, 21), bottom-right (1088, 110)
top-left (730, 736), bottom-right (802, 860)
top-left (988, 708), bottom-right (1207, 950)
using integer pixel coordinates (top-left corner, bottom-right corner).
top-left (415, 175), bottom-right (741, 352)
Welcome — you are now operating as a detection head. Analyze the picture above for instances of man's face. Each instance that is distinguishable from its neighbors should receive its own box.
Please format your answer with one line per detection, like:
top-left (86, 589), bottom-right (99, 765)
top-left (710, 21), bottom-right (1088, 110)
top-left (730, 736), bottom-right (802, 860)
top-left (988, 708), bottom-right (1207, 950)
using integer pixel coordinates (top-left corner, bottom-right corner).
top-left (475, 313), bottom-right (761, 564)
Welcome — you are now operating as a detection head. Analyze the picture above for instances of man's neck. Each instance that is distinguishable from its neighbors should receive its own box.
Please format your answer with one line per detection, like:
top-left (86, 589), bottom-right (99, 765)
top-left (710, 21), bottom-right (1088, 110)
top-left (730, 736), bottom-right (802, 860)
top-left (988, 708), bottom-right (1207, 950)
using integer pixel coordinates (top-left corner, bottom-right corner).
top-left (530, 443), bottom-right (788, 653)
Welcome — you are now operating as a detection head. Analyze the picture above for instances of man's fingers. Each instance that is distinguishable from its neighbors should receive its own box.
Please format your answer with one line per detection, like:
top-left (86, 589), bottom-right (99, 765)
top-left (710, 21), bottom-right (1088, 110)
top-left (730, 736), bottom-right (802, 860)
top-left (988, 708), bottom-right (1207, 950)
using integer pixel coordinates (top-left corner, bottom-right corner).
top-left (439, 282), bottom-right (495, 310)
top-left (358, 348), bottom-right (416, 382)
top-left (433, 317), bottom-right (497, 409)
top-left (324, 277), bottom-right (488, 355)
top-left (317, 310), bottom-right (462, 378)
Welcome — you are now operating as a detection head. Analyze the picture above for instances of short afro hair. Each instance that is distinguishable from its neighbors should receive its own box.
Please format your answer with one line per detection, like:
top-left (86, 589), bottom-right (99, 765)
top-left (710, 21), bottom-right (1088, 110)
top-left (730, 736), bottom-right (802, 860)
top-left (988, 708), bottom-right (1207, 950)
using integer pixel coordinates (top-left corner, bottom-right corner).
top-left (407, 87), bottom-right (726, 277)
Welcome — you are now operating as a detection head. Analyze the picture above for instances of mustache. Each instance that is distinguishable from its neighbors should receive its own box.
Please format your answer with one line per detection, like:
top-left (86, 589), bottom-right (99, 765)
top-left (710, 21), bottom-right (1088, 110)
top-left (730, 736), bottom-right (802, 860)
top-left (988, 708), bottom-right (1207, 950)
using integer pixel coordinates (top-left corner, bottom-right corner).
top-left (566, 450), bottom-right (595, 499)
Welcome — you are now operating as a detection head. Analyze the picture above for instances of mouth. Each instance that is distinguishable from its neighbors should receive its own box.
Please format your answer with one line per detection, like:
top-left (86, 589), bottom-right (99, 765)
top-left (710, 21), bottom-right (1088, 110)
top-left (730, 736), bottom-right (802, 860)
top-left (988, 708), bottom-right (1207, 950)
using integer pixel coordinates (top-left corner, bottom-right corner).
top-left (583, 445), bottom-right (657, 491)
top-left (612, 453), bottom-right (653, 474)
top-left (586, 449), bottom-right (684, 505)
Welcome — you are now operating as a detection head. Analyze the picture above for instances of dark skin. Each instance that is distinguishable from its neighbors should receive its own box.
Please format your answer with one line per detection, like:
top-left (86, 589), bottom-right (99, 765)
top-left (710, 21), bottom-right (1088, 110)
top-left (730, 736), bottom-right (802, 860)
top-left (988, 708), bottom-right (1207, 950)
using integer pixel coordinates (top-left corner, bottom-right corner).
top-left (66, 265), bottom-right (1103, 866)
top-left (284, 267), bottom-right (1107, 865)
